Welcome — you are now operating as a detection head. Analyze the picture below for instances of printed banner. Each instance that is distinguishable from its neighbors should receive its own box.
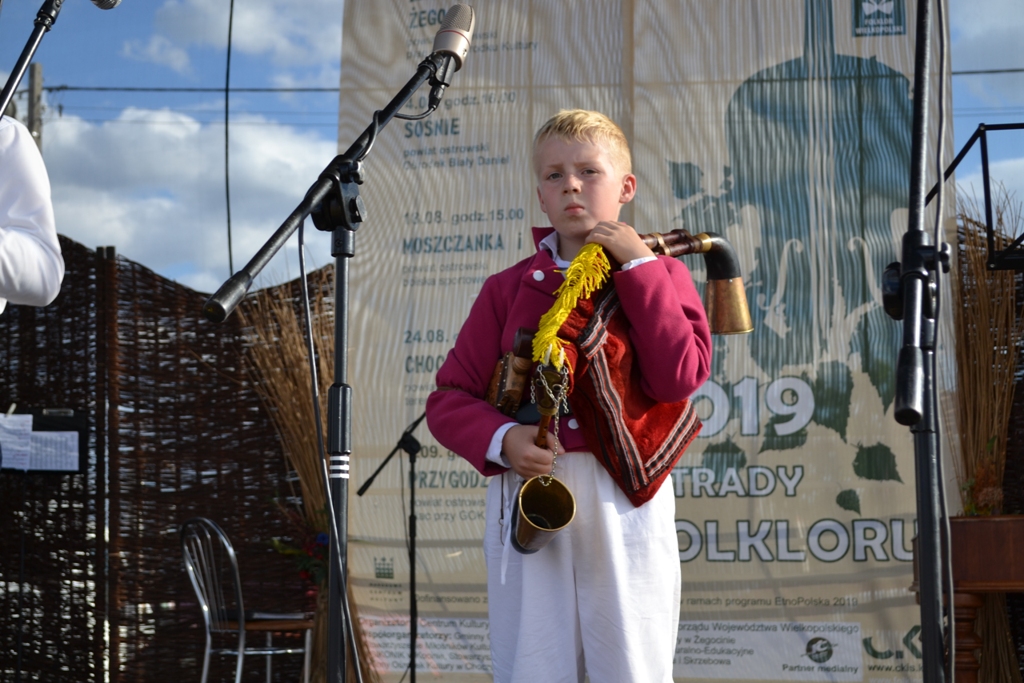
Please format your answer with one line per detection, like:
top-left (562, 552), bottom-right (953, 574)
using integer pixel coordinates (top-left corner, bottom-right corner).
top-left (339, 1), bottom-right (949, 681)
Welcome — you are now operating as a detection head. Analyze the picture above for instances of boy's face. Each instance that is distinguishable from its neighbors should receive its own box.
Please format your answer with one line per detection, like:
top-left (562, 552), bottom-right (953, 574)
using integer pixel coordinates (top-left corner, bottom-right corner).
top-left (535, 136), bottom-right (636, 258)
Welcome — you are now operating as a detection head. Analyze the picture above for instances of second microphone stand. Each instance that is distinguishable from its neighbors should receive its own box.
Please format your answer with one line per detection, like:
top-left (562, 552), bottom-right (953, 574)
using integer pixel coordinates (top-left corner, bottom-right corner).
top-left (357, 412), bottom-right (426, 683)
top-left (884, 0), bottom-right (948, 680)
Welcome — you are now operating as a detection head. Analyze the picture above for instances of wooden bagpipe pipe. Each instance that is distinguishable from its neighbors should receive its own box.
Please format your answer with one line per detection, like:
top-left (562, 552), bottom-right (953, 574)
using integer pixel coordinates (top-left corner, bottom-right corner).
top-left (489, 229), bottom-right (753, 553)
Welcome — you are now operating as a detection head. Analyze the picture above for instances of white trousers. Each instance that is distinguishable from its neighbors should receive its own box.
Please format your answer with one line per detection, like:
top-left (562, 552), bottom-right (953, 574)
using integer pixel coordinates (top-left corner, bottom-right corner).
top-left (484, 452), bottom-right (681, 683)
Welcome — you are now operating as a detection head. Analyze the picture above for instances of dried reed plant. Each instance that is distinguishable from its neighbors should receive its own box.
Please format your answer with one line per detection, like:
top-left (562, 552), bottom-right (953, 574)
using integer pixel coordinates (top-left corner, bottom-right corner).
top-left (952, 184), bottom-right (1024, 683)
top-left (952, 186), bottom-right (1024, 516)
top-left (976, 592), bottom-right (1024, 683)
top-left (239, 269), bottom-right (333, 524)
top-left (239, 266), bottom-right (380, 683)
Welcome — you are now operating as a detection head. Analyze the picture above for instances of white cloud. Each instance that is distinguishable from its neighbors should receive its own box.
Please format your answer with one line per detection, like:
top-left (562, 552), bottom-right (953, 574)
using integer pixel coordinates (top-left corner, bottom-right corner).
top-left (271, 64), bottom-right (344, 92)
top-left (949, 0), bottom-right (1024, 55)
top-left (122, 35), bottom-right (192, 74)
top-left (956, 158), bottom-right (1024, 216)
top-left (152, 0), bottom-right (344, 69)
top-left (949, 0), bottom-right (1024, 105)
top-left (42, 108), bottom-right (337, 292)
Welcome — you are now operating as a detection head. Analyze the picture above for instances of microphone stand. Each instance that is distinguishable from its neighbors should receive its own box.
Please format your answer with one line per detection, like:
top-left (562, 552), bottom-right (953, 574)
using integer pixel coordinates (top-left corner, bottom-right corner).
top-left (356, 412), bottom-right (426, 683)
top-left (203, 53), bottom-right (453, 683)
top-left (0, 0), bottom-right (65, 120)
top-left (884, 0), bottom-right (949, 680)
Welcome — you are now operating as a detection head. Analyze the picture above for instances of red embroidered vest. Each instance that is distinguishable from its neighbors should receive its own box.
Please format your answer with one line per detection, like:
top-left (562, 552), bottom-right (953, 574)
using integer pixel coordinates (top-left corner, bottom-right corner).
top-left (559, 284), bottom-right (702, 507)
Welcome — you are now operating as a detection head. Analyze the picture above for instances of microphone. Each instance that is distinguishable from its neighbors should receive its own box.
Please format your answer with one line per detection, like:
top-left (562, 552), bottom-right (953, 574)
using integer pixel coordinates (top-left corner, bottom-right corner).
top-left (432, 5), bottom-right (475, 72)
top-left (426, 5), bottom-right (475, 106)
top-left (90, 0), bottom-right (121, 8)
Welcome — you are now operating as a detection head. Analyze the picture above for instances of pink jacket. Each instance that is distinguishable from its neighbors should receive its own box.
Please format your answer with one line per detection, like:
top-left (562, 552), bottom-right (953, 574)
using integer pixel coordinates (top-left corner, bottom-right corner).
top-left (426, 227), bottom-right (712, 477)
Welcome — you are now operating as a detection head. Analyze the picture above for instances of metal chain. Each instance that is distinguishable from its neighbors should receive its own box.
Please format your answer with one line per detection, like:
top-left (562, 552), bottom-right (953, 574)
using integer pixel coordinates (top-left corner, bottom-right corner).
top-left (533, 363), bottom-right (570, 485)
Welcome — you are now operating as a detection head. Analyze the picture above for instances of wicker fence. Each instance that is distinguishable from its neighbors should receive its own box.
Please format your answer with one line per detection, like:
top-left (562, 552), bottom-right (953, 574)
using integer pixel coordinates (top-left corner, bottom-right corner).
top-left (0, 237), bottom-right (313, 682)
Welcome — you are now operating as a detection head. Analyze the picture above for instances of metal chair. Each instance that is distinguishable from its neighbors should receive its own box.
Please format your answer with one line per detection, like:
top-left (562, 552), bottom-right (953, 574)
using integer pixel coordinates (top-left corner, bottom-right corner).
top-left (180, 517), bottom-right (313, 683)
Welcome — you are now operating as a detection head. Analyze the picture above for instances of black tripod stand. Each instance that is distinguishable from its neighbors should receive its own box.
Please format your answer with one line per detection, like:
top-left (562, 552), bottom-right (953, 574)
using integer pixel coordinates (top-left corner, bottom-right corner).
top-left (357, 412), bottom-right (426, 682)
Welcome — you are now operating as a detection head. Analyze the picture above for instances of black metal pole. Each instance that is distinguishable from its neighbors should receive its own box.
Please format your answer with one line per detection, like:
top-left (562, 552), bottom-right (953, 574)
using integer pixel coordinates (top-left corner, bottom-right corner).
top-left (326, 225), bottom-right (355, 683)
top-left (0, 0), bottom-right (63, 121)
top-left (408, 442), bottom-right (419, 683)
top-left (980, 129), bottom-right (995, 256)
top-left (893, 0), bottom-right (946, 679)
top-left (15, 489), bottom-right (26, 683)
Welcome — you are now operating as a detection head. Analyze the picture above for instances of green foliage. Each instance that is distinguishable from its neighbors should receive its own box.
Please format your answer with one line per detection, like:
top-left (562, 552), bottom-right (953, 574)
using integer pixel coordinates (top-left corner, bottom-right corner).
top-left (272, 500), bottom-right (331, 587)
top-left (271, 533), bottom-right (329, 587)
top-left (701, 440), bottom-right (747, 480)
top-left (811, 362), bottom-right (852, 440)
top-left (759, 415), bottom-right (808, 453)
top-left (836, 489), bottom-right (861, 514)
top-left (853, 444), bottom-right (902, 482)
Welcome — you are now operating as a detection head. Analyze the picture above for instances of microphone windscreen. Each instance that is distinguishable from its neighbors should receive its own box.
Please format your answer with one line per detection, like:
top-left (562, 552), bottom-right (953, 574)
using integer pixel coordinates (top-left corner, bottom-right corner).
top-left (442, 4), bottom-right (475, 34)
top-left (91, 0), bottom-right (122, 9)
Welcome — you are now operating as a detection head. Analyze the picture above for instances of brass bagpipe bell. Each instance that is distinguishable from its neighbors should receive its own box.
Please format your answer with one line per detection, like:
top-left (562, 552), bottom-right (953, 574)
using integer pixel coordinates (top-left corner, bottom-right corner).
top-left (642, 230), bottom-right (753, 335)
top-left (510, 366), bottom-right (577, 554)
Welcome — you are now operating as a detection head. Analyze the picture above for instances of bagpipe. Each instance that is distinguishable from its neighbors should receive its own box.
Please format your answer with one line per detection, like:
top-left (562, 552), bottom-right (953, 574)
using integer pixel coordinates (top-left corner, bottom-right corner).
top-left (488, 229), bottom-right (753, 553)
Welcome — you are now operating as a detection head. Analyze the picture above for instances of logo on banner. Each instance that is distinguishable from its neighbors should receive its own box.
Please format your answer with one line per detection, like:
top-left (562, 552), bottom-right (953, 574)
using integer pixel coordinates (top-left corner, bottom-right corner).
top-left (805, 637), bottom-right (835, 664)
top-left (374, 556), bottom-right (395, 579)
top-left (853, 0), bottom-right (906, 35)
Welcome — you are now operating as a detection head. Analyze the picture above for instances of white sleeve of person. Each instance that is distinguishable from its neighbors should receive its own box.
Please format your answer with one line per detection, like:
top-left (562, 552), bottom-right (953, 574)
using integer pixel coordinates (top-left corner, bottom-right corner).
top-left (0, 117), bottom-right (64, 314)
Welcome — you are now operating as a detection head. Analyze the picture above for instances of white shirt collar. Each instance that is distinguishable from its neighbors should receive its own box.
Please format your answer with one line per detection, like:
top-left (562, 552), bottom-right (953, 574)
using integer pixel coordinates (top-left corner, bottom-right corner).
top-left (538, 231), bottom-right (571, 270)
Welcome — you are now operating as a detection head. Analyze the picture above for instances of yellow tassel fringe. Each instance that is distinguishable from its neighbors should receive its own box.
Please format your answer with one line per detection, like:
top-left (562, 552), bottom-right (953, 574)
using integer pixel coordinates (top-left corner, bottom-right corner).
top-left (532, 243), bottom-right (611, 371)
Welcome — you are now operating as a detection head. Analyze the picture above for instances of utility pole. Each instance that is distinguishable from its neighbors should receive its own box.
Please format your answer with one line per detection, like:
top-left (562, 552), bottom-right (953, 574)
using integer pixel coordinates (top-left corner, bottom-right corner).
top-left (27, 63), bottom-right (43, 151)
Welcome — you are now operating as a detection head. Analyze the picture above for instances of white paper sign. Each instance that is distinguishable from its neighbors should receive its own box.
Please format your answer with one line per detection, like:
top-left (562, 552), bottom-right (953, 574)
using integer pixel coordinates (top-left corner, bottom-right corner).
top-left (0, 413), bottom-right (33, 470)
top-left (30, 431), bottom-right (80, 471)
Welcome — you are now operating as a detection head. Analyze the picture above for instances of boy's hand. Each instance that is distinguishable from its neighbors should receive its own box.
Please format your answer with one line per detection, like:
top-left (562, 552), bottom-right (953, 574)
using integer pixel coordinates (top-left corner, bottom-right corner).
top-left (585, 220), bottom-right (655, 264)
top-left (501, 424), bottom-right (560, 479)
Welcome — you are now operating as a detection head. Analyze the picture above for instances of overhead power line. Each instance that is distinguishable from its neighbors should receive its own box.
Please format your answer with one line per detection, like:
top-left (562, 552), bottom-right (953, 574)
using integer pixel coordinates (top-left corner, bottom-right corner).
top-left (23, 69), bottom-right (1022, 94)
top-left (53, 117), bottom-right (339, 127)
top-left (45, 85), bottom-right (340, 93)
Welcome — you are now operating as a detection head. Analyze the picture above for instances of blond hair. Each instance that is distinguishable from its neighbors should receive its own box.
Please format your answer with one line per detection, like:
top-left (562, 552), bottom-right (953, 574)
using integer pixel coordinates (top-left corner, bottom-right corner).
top-left (532, 109), bottom-right (632, 177)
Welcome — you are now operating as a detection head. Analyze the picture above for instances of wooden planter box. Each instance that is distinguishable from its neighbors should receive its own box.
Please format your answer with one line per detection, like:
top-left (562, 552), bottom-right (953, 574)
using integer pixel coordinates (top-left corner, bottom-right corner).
top-left (912, 515), bottom-right (1024, 683)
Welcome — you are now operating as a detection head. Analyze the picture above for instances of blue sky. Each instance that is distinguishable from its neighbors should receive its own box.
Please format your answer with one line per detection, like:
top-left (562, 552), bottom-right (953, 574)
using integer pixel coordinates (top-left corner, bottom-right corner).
top-left (0, 0), bottom-right (344, 293)
top-left (944, 0), bottom-right (1024, 211)
top-left (0, 0), bottom-right (1021, 294)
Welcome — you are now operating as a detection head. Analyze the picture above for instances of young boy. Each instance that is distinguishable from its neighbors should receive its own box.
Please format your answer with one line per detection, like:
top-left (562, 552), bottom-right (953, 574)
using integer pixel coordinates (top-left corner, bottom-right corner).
top-left (425, 109), bottom-right (712, 683)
